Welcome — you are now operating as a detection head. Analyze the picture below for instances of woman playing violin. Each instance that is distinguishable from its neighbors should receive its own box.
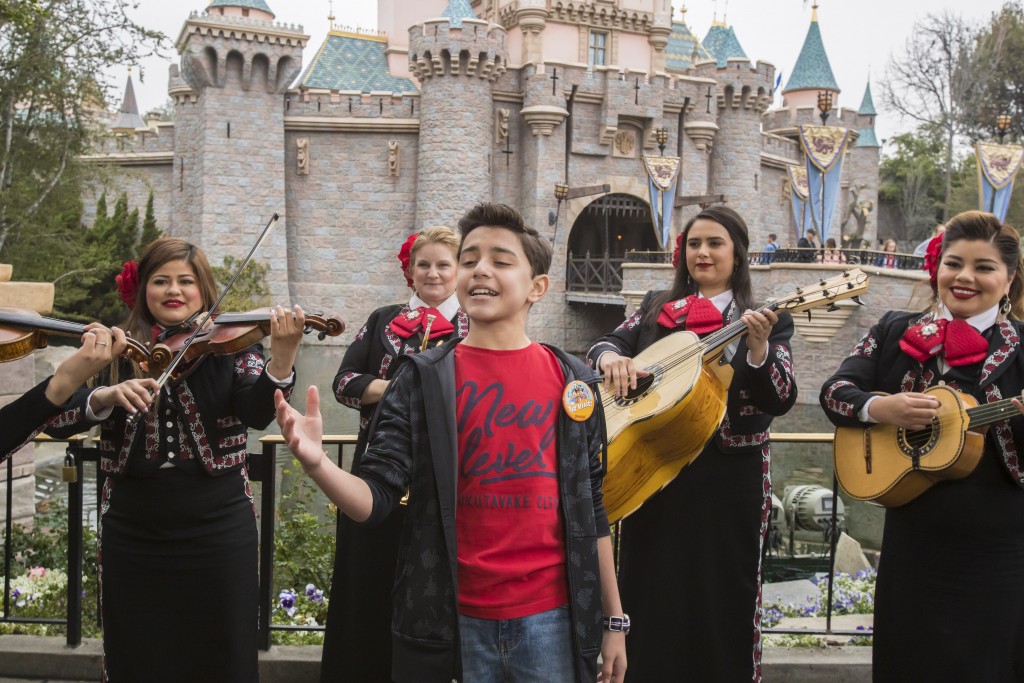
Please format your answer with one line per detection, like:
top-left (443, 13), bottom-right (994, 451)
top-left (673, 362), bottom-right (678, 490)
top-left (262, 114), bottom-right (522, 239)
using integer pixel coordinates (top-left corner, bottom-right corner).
top-left (820, 211), bottom-right (1024, 681)
top-left (322, 226), bottom-right (468, 683)
top-left (0, 324), bottom-right (127, 458)
top-left (586, 207), bottom-right (797, 682)
top-left (44, 237), bottom-right (303, 683)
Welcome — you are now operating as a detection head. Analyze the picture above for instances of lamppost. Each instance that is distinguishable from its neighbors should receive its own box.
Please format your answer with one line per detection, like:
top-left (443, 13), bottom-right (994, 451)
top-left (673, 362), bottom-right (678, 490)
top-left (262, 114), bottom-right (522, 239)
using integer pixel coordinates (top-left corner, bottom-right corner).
top-left (552, 182), bottom-right (570, 245)
top-left (997, 113), bottom-right (1013, 144)
top-left (655, 127), bottom-right (669, 155)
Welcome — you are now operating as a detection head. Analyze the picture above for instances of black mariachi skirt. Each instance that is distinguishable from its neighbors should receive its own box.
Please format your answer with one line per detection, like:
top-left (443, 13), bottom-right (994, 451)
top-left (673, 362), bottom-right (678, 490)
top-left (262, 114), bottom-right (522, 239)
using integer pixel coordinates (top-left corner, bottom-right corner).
top-left (320, 487), bottom-right (405, 682)
top-left (617, 441), bottom-right (772, 683)
top-left (873, 448), bottom-right (1024, 682)
top-left (100, 467), bottom-right (259, 683)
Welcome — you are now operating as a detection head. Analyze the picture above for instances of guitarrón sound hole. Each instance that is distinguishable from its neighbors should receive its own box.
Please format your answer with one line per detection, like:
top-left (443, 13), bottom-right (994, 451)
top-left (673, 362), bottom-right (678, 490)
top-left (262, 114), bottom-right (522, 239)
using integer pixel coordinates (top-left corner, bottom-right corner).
top-left (623, 373), bottom-right (656, 401)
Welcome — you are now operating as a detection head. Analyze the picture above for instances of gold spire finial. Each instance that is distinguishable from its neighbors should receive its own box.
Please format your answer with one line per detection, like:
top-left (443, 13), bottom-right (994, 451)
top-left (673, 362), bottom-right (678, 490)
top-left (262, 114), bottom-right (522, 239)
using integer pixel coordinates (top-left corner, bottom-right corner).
top-left (812, 2), bottom-right (819, 22)
top-left (328, 0), bottom-right (335, 27)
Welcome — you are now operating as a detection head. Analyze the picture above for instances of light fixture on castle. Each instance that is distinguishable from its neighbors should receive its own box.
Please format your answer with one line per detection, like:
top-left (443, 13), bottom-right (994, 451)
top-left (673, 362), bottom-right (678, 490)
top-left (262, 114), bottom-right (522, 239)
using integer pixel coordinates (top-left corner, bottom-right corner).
top-left (655, 128), bottom-right (669, 155)
top-left (816, 91), bottom-right (833, 126)
top-left (997, 113), bottom-right (1013, 144)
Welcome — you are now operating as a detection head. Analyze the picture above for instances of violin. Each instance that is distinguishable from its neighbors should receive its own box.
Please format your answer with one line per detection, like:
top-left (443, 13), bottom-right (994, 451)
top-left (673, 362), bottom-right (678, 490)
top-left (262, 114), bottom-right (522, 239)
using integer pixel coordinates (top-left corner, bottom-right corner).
top-left (0, 307), bottom-right (152, 365)
top-left (146, 309), bottom-right (345, 376)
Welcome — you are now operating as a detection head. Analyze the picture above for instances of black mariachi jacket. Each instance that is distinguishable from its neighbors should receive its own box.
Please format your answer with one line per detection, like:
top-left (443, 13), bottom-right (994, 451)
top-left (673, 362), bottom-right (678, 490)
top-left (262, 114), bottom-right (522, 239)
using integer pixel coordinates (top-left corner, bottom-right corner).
top-left (820, 310), bottom-right (1024, 488)
top-left (44, 344), bottom-right (293, 477)
top-left (0, 378), bottom-right (75, 460)
top-left (333, 303), bottom-right (469, 454)
top-left (587, 290), bottom-right (797, 453)
top-left (355, 339), bottom-right (611, 683)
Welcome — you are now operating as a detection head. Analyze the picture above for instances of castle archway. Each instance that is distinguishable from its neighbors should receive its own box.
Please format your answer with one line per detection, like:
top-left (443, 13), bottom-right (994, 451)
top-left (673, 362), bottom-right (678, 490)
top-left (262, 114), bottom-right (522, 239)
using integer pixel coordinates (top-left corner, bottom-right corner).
top-left (566, 192), bottom-right (657, 294)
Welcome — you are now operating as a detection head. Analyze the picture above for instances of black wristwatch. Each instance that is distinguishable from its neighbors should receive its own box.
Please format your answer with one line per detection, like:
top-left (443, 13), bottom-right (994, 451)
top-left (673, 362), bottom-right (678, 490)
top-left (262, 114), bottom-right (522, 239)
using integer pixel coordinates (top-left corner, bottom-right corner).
top-left (602, 613), bottom-right (630, 634)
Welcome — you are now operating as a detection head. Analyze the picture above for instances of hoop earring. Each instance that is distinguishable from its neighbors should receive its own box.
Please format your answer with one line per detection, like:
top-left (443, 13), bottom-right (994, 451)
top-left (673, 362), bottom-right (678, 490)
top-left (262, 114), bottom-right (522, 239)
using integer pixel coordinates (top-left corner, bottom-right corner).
top-left (1000, 295), bottom-right (1012, 318)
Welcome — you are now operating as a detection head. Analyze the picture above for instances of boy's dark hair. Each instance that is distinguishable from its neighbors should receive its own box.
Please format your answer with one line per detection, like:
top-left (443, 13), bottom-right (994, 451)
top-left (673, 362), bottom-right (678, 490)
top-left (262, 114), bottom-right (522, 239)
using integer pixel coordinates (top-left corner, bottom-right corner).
top-left (457, 203), bottom-right (553, 278)
top-left (768, 233), bottom-right (777, 241)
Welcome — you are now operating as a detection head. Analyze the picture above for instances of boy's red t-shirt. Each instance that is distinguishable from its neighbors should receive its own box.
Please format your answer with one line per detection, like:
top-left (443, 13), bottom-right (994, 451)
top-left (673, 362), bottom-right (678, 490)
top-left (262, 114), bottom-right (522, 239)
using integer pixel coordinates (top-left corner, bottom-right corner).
top-left (454, 342), bottom-right (569, 620)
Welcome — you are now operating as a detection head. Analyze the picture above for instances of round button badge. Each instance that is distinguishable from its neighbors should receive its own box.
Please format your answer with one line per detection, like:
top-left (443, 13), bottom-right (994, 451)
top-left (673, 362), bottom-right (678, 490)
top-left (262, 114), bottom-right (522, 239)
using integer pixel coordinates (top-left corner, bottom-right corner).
top-left (562, 380), bottom-right (595, 422)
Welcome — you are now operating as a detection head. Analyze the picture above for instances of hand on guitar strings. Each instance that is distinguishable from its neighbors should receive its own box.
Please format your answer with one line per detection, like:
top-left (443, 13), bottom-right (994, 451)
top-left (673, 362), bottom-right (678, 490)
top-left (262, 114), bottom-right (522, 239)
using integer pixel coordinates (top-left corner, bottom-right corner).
top-left (867, 393), bottom-right (940, 430)
top-left (741, 308), bottom-right (779, 367)
top-left (598, 352), bottom-right (651, 398)
top-left (1011, 390), bottom-right (1024, 416)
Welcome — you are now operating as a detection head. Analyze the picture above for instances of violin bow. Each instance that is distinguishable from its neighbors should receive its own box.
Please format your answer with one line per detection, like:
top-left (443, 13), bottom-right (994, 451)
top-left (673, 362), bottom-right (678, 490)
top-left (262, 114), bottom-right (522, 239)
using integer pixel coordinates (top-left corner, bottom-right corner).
top-left (127, 213), bottom-right (280, 425)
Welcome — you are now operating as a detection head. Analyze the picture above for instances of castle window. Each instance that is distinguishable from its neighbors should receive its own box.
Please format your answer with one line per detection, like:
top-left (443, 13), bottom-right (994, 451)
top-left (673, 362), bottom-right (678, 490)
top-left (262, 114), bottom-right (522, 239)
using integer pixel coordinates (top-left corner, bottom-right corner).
top-left (589, 31), bottom-right (607, 66)
top-left (242, 8), bottom-right (249, 17)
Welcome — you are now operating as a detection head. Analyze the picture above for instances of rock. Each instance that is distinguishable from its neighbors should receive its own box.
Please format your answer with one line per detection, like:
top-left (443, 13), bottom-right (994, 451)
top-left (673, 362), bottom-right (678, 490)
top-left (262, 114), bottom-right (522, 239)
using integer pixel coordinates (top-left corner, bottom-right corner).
top-left (763, 579), bottom-right (819, 607)
top-left (834, 532), bottom-right (872, 575)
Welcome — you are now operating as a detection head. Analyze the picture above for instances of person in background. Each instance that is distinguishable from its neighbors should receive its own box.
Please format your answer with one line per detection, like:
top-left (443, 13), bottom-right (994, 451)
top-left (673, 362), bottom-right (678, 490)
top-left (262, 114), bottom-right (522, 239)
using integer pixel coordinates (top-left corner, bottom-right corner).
top-left (44, 237), bottom-right (303, 682)
top-left (798, 228), bottom-right (820, 262)
top-left (820, 211), bottom-right (1024, 682)
top-left (763, 233), bottom-right (780, 263)
top-left (587, 206), bottom-right (796, 682)
top-left (823, 237), bottom-right (845, 264)
top-left (323, 225), bottom-right (467, 683)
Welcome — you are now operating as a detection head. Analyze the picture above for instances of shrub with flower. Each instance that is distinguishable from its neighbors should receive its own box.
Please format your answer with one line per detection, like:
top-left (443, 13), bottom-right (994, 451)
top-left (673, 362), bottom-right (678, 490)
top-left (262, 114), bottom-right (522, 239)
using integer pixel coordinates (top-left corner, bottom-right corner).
top-left (0, 567), bottom-right (70, 636)
top-left (271, 583), bottom-right (329, 645)
top-left (761, 569), bottom-right (876, 647)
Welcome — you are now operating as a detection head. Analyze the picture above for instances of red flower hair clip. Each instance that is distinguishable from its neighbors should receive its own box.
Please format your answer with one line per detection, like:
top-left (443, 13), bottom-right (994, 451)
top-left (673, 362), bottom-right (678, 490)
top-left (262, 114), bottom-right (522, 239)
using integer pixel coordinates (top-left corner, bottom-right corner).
top-left (671, 232), bottom-right (684, 269)
top-left (115, 260), bottom-right (139, 309)
top-left (397, 233), bottom-right (419, 289)
top-left (923, 234), bottom-right (943, 289)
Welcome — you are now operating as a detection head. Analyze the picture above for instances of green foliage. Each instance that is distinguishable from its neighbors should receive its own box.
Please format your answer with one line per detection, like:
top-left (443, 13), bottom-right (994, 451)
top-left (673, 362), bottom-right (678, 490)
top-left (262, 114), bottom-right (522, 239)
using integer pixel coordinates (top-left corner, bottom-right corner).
top-left (270, 460), bottom-right (337, 645)
top-left (49, 191), bottom-right (163, 325)
top-left (139, 194), bottom-right (160, 252)
top-left (0, 0), bottom-right (166, 256)
top-left (0, 497), bottom-right (100, 637)
top-left (212, 255), bottom-right (272, 313)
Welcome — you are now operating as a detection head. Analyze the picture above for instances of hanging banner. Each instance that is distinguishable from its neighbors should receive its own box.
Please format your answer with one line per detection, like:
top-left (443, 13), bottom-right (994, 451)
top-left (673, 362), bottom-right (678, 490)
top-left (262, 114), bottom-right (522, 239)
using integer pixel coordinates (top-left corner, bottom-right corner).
top-left (643, 154), bottom-right (682, 248)
top-left (787, 165), bottom-right (813, 242)
top-left (976, 141), bottom-right (1024, 222)
top-left (799, 125), bottom-right (851, 244)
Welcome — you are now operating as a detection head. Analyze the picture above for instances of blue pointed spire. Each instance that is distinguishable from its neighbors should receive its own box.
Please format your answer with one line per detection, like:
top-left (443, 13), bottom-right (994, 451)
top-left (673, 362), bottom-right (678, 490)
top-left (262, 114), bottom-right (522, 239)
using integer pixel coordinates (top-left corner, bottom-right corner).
top-left (667, 19), bottom-right (713, 70)
top-left (442, 0), bottom-right (477, 28)
top-left (858, 82), bottom-right (877, 116)
top-left (782, 9), bottom-right (839, 93)
top-left (208, 0), bottom-right (275, 19)
top-left (702, 23), bottom-right (748, 68)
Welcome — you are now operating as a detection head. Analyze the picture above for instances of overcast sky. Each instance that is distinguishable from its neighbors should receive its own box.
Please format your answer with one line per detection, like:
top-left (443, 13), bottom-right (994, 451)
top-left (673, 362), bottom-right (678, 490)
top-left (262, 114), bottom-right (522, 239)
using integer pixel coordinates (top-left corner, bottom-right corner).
top-left (120, 0), bottom-right (1011, 146)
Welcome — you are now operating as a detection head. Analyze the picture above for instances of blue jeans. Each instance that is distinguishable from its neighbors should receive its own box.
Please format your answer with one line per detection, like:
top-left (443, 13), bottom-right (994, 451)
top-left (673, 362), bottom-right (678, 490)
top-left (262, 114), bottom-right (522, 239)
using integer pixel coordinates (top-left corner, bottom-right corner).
top-left (458, 605), bottom-right (574, 682)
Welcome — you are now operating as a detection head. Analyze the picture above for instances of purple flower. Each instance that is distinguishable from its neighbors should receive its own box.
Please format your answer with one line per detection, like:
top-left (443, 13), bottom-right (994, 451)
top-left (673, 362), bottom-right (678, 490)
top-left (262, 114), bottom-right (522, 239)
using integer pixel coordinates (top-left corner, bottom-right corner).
top-left (305, 584), bottom-right (317, 598)
top-left (279, 589), bottom-right (296, 610)
top-left (311, 589), bottom-right (324, 602)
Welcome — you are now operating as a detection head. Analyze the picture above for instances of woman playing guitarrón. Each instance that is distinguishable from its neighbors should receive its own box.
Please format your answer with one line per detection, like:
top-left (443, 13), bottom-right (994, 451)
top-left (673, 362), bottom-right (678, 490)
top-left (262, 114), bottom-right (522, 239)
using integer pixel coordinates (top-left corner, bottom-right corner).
top-left (820, 211), bottom-right (1024, 682)
top-left (587, 206), bottom-right (797, 682)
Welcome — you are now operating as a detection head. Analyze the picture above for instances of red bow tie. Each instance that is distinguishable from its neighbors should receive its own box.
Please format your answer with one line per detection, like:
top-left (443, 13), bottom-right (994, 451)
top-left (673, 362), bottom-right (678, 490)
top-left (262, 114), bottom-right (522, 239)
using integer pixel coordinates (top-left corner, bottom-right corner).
top-left (388, 307), bottom-right (455, 340)
top-left (657, 296), bottom-right (724, 334)
top-left (899, 318), bottom-right (989, 367)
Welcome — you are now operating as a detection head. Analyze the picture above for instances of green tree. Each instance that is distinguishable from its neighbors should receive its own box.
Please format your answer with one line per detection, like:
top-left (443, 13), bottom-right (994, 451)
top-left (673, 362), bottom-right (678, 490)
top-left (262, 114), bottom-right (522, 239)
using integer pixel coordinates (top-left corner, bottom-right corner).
top-left (0, 0), bottom-right (165, 256)
top-left (883, 11), bottom-right (999, 221)
top-left (139, 192), bottom-right (161, 252)
top-left (211, 256), bottom-right (272, 312)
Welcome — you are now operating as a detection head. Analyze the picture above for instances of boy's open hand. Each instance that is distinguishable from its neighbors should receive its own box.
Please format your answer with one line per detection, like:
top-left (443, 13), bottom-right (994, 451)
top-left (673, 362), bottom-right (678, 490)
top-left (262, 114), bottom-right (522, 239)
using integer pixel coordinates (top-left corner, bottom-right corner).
top-left (599, 631), bottom-right (626, 682)
top-left (275, 386), bottom-right (325, 472)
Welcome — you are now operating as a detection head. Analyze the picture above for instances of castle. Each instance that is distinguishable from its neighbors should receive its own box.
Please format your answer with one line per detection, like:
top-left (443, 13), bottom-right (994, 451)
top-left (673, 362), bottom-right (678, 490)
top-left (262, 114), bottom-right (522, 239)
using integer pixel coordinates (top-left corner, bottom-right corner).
top-left (89, 0), bottom-right (880, 353)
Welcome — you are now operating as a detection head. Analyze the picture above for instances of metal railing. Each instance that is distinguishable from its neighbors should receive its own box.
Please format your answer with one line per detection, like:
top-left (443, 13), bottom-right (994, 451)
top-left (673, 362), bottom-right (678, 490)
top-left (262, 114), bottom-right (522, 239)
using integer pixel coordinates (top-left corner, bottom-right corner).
top-left (750, 248), bottom-right (924, 271)
top-left (18, 431), bottom-right (863, 648)
top-left (566, 252), bottom-right (625, 293)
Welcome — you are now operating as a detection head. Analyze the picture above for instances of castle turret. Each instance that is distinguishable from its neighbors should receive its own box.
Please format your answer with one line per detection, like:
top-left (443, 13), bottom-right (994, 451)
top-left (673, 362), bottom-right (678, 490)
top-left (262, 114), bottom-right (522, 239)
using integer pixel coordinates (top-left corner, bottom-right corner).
top-left (408, 0), bottom-right (506, 228)
top-left (780, 3), bottom-right (839, 112)
top-left (694, 21), bottom-right (773, 237)
top-left (171, 1), bottom-right (307, 302)
top-left (702, 22), bottom-right (748, 68)
top-left (111, 72), bottom-right (146, 135)
top-left (847, 80), bottom-right (880, 243)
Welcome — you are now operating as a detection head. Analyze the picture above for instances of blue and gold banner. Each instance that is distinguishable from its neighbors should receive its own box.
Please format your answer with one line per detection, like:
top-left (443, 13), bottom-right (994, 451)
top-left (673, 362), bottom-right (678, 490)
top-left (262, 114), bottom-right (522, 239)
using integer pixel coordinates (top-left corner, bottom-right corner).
top-left (787, 165), bottom-right (813, 242)
top-left (799, 125), bottom-right (851, 243)
top-left (976, 141), bottom-right (1024, 221)
top-left (643, 155), bottom-right (682, 248)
